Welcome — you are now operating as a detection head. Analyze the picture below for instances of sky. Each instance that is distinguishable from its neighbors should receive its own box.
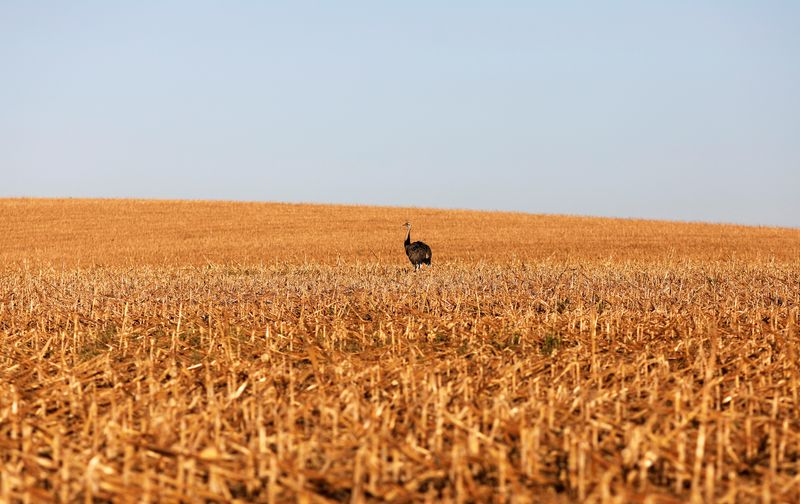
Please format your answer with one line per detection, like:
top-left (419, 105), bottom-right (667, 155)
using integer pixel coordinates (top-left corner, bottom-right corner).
top-left (2, 2), bottom-right (798, 228)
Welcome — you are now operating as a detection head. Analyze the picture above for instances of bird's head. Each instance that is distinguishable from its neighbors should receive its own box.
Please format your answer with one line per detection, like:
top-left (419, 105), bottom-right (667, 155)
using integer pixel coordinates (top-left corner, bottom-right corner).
top-left (403, 222), bottom-right (411, 229)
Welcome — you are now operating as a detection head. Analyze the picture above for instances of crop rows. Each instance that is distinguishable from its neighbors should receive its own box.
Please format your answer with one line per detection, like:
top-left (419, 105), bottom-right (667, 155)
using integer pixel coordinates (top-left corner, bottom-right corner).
top-left (2, 259), bottom-right (799, 502)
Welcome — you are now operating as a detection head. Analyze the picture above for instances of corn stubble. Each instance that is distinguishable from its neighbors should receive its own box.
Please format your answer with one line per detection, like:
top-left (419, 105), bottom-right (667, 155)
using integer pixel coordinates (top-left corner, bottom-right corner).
top-left (1, 199), bottom-right (800, 502)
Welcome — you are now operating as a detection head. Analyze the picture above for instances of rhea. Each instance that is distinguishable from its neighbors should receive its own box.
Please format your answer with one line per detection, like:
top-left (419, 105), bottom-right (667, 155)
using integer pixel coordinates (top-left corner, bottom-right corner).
top-left (403, 222), bottom-right (432, 270)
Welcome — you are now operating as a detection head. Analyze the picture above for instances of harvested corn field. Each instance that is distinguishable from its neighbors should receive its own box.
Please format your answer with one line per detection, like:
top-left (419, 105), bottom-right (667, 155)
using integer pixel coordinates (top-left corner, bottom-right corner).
top-left (1, 199), bottom-right (800, 502)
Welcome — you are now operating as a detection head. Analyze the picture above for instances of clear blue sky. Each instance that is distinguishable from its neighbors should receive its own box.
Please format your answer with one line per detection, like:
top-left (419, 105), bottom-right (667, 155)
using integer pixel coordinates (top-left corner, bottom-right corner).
top-left (2, 2), bottom-right (798, 227)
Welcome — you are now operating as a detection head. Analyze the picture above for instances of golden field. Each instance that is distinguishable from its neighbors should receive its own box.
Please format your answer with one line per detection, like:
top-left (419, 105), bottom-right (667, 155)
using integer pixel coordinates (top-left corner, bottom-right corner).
top-left (1, 198), bottom-right (799, 503)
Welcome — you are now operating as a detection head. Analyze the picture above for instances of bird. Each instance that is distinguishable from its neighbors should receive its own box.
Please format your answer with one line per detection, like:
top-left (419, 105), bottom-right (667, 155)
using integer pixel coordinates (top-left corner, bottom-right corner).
top-left (403, 222), bottom-right (432, 270)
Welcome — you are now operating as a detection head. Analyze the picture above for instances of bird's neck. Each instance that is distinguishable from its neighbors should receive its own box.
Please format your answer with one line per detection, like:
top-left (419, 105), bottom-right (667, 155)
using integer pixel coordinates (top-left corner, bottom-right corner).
top-left (404, 227), bottom-right (411, 246)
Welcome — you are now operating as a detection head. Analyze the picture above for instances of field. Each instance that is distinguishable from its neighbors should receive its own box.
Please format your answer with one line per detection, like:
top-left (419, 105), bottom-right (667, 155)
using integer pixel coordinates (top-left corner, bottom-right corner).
top-left (1, 198), bottom-right (799, 503)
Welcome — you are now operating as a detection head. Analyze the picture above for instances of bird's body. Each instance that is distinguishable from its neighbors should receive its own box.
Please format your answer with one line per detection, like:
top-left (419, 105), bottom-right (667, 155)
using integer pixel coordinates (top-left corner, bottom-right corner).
top-left (403, 223), bottom-right (432, 270)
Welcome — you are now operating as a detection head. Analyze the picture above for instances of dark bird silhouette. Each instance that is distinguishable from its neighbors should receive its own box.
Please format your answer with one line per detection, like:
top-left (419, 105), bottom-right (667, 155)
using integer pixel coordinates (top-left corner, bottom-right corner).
top-left (403, 222), bottom-right (432, 270)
